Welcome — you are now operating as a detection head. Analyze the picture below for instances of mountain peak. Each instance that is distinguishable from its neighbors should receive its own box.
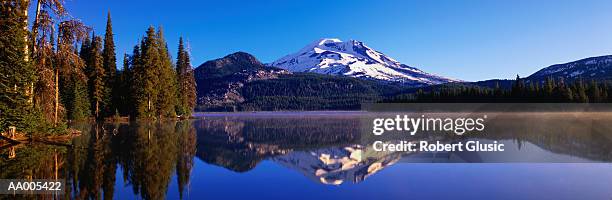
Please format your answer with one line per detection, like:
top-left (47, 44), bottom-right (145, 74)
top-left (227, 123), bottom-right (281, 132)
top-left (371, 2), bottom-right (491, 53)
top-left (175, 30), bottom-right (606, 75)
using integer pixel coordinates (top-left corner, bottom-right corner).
top-left (314, 38), bottom-right (342, 45)
top-left (297, 38), bottom-right (343, 53)
top-left (196, 52), bottom-right (272, 78)
top-left (270, 39), bottom-right (457, 85)
top-left (223, 51), bottom-right (259, 63)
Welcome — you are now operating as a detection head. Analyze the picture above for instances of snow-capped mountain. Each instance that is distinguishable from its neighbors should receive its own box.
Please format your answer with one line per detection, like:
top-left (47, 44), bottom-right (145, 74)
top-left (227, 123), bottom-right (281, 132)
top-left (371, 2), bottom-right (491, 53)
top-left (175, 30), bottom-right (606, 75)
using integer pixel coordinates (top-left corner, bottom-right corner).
top-left (528, 55), bottom-right (612, 82)
top-left (269, 38), bottom-right (457, 85)
top-left (272, 145), bottom-right (403, 185)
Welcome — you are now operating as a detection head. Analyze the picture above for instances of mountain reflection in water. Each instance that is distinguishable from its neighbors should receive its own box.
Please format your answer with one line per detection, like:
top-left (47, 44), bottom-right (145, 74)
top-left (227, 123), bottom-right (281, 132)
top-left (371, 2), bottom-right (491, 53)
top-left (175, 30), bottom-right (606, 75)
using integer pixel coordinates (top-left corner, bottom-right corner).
top-left (1, 112), bottom-right (612, 199)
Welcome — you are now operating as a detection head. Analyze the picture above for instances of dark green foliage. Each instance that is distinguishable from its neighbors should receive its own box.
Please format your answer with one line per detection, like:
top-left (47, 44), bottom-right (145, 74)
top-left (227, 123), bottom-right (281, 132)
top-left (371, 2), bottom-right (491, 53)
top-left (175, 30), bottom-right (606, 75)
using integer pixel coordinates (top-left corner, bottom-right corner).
top-left (175, 37), bottom-right (196, 117)
top-left (0, 0), bottom-right (41, 132)
top-left (132, 27), bottom-right (160, 119)
top-left (126, 26), bottom-right (184, 120)
top-left (85, 36), bottom-right (108, 118)
top-left (0, 121), bottom-right (196, 200)
top-left (155, 27), bottom-right (177, 119)
top-left (2, 3), bottom-right (197, 134)
top-left (175, 121), bottom-right (196, 199)
top-left (63, 34), bottom-right (96, 121)
top-left (388, 75), bottom-right (612, 103)
top-left (589, 80), bottom-right (601, 102)
top-left (103, 12), bottom-right (118, 114)
top-left (116, 54), bottom-right (133, 116)
top-left (80, 36), bottom-right (91, 62)
top-left (63, 73), bottom-right (91, 120)
top-left (237, 73), bottom-right (404, 111)
top-left (1, 0), bottom-right (92, 134)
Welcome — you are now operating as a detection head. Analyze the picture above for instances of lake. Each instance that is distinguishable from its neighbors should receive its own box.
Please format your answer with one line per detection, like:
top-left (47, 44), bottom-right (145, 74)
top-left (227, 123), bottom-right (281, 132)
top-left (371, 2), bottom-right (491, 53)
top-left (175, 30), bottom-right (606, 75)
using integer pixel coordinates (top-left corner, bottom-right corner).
top-left (1, 112), bottom-right (611, 200)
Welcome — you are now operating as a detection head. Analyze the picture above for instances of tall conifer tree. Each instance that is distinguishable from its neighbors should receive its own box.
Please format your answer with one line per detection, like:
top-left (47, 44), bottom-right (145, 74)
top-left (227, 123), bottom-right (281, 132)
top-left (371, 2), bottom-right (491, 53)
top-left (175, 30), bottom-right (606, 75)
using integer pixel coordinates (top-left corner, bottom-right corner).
top-left (175, 37), bottom-right (197, 117)
top-left (87, 36), bottom-right (107, 119)
top-left (103, 11), bottom-right (117, 115)
top-left (80, 35), bottom-right (91, 62)
top-left (155, 27), bottom-right (177, 118)
top-left (64, 72), bottom-right (90, 120)
top-left (133, 27), bottom-right (161, 119)
top-left (117, 53), bottom-right (132, 116)
top-left (0, 0), bottom-right (39, 132)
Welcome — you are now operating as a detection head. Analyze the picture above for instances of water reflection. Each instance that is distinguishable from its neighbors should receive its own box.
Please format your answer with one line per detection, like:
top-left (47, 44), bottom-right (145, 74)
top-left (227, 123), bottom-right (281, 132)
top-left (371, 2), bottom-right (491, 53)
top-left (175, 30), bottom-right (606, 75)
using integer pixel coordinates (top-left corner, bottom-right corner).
top-left (194, 114), bottom-right (612, 185)
top-left (194, 117), bottom-right (358, 172)
top-left (0, 121), bottom-right (197, 200)
top-left (0, 113), bottom-right (611, 199)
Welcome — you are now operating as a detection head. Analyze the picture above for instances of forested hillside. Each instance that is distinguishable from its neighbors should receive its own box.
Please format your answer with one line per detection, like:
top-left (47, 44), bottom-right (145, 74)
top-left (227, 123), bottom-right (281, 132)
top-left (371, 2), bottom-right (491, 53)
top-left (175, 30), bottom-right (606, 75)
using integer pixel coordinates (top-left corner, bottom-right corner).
top-left (194, 52), bottom-right (407, 111)
top-left (239, 73), bottom-right (405, 110)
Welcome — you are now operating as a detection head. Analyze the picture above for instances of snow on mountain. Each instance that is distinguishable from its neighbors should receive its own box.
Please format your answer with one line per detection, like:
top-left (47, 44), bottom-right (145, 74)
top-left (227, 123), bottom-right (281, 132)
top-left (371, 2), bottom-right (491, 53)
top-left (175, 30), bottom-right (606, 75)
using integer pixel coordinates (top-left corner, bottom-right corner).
top-left (269, 38), bottom-right (458, 85)
top-left (528, 55), bottom-right (612, 81)
top-left (272, 145), bottom-right (403, 185)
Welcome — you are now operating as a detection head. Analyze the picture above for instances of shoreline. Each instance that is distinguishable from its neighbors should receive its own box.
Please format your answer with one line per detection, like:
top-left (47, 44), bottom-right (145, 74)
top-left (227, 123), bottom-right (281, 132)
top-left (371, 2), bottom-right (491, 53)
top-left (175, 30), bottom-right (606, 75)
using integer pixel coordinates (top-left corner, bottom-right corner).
top-left (193, 110), bottom-right (367, 117)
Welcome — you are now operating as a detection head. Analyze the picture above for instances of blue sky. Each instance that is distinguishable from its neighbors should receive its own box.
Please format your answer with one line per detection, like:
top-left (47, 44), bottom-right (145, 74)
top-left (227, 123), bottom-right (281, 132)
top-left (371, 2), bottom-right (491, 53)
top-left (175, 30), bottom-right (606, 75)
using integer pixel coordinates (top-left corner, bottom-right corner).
top-left (61, 0), bottom-right (612, 81)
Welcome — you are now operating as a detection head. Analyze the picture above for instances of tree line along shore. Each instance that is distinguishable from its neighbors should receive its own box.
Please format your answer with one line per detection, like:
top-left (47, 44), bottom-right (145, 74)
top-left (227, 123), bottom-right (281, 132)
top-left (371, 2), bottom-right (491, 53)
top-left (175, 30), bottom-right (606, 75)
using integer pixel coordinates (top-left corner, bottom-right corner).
top-left (1, 1), bottom-right (196, 137)
top-left (387, 75), bottom-right (611, 103)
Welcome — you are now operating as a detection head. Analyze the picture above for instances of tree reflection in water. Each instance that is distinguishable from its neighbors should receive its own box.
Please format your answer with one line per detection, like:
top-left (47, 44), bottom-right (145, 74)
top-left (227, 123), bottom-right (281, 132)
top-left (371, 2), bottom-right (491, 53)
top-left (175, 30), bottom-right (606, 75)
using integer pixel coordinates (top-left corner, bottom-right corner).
top-left (0, 121), bottom-right (197, 200)
top-left (1, 113), bottom-right (611, 199)
top-left (194, 114), bottom-right (612, 185)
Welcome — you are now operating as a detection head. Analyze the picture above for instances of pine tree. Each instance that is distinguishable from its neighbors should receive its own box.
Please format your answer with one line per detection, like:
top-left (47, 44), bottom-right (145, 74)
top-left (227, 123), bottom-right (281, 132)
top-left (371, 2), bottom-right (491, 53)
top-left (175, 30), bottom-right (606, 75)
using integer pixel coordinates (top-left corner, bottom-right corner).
top-left (2, 0), bottom-right (89, 133)
top-left (65, 73), bottom-right (91, 120)
top-left (155, 27), bottom-right (177, 119)
top-left (80, 35), bottom-right (92, 62)
top-left (87, 36), bottom-right (107, 119)
top-left (0, 0), bottom-right (39, 132)
top-left (125, 45), bottom-right (141, 118)
top-left (566, 87), bottom-right (574, 102)
top-left (117, 53), bottom-right (132, 116)
top-left (103, 11), bottom-right (117, 115)
top-left (588, 80), bottom-right (601, 103)
top-left (576, 78), bottom-right (589, 103)
top-left (175, 37), bottom-right (197, 117)
top-left (603, 83), bottom-right (609, 102)
top-left (554, 78), bottom-right (569, 102)
top-left (133, 27), bottom-right (161, 119)
top-left (545, 77), bottom-right (554, 96)
top-left (511, 75), bottom-right (524, 99)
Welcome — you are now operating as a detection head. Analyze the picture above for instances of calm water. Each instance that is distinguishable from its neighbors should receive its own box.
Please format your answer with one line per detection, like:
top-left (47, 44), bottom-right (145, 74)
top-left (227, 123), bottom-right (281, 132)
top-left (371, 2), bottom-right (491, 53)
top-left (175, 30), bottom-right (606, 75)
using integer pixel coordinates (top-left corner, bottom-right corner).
top-left (1, 112), bottom-right (612, 200)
